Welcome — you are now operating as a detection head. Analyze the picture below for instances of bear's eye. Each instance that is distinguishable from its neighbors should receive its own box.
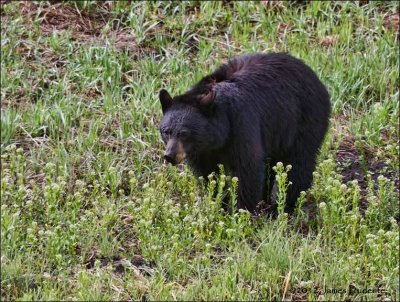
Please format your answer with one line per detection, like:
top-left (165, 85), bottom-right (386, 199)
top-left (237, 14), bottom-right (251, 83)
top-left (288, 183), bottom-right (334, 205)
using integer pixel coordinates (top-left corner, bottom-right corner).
top-left (162, 128), bottom-right (171, 136)
top-left (161, 128), bottom-right (171, 142)
top-left (179, 130), bottom-right (190, 139)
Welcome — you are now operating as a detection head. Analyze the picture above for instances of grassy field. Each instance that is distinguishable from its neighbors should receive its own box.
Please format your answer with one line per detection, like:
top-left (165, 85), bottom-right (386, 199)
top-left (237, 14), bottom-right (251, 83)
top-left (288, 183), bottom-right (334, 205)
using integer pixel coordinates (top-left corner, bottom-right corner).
top-left (1, 1), bottom-right (399, 300)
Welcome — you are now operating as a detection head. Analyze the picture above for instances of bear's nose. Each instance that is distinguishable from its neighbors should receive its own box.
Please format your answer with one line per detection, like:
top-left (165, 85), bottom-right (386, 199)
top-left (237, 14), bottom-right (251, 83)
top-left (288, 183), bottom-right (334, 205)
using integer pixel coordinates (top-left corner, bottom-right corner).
top-left (164, 153), bottom-right (176, 165)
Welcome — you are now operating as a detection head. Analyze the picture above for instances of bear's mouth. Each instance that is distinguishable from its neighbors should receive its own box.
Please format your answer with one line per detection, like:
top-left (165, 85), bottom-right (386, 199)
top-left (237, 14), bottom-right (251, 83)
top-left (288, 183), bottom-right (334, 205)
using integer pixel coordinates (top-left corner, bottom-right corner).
top-left (164, 152), bottom-right (186, 165)
top-left (175, 152), bottom-right (186, 164)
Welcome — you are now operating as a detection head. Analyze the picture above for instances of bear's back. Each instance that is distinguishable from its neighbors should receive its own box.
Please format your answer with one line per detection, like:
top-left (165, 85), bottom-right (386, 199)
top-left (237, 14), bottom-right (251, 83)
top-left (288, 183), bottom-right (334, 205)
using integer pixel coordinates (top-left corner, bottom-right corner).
top-left (214, 53), bottom-right (319, 88)
top-left (212, 53), bottom-right (330, 117)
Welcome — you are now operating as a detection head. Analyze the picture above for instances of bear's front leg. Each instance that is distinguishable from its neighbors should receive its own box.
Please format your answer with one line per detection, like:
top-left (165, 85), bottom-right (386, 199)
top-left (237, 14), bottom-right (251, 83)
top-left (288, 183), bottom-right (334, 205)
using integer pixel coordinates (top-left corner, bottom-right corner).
top-left (236, 157), bottom-right (266, 212)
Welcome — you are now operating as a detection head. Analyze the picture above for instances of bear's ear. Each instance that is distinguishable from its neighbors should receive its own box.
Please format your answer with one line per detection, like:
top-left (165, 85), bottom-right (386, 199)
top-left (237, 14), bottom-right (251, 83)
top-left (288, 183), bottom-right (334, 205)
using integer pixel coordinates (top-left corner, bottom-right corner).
top-left (159, 89), bottom-right (173, 114)
top-left (199, 89), bottom-right (215, 107)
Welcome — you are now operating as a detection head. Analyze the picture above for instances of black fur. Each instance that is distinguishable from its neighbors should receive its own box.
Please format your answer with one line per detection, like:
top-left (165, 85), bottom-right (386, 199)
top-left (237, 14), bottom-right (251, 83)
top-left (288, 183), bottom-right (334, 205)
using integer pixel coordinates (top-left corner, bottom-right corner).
top-left (159, 53), bottom-right (331, 213)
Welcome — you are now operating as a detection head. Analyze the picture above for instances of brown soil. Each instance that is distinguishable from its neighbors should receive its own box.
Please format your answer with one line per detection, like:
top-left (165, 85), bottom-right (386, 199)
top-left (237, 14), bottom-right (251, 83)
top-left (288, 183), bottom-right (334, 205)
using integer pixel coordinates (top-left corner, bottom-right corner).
top-left (12, 1), bottom-right (139, 51)
top-left (336, 135), bottom-right (399, 211)
top-left (383, 12), bottom-right (400, 40)
top-left (84, 250), bottom-right (153, 277)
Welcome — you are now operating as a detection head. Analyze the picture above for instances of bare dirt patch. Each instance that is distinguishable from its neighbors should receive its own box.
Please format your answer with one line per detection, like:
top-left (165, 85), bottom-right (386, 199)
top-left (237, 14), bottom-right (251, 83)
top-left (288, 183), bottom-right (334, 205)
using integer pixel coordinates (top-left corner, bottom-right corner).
top-left (22, 2), bottom-right (100, 37)
top-left (84, 250), bottom-right (153, 278)
top-left (383, 12), bottom-right (399, 40)
top-left (336, 135), bottom-right (399, 210)
top-left (15, 1), bottom-right (139, 51)
top-left (320, 35), bottom-right (338, 47)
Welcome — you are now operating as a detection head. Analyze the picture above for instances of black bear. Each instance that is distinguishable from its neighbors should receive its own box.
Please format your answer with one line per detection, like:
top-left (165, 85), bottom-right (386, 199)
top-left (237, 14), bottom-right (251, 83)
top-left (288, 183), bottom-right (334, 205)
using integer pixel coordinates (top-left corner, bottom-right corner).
top-left (159, 53), bottom-right (330, 213)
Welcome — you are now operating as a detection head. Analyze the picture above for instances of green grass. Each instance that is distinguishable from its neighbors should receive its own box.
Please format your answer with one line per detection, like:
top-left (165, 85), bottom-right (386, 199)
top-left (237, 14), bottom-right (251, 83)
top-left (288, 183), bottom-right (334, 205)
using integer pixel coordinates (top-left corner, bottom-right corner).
top-left (1, 1), bottom-right (399, 300)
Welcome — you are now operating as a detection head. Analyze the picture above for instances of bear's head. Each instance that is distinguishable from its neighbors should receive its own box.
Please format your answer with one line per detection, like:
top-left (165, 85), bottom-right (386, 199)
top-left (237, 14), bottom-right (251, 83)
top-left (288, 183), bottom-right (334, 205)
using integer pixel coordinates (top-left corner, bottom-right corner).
top-left (158, 85), bottom-right (221, 165)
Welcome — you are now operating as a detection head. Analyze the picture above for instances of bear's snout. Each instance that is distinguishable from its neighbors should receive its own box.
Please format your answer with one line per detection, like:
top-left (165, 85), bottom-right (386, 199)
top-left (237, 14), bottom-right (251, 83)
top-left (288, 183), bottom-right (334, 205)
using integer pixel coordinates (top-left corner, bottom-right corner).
top-left (164, 153), bottom-right (177, 165)
top-left (164, 139), bottom-right (186, 165)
